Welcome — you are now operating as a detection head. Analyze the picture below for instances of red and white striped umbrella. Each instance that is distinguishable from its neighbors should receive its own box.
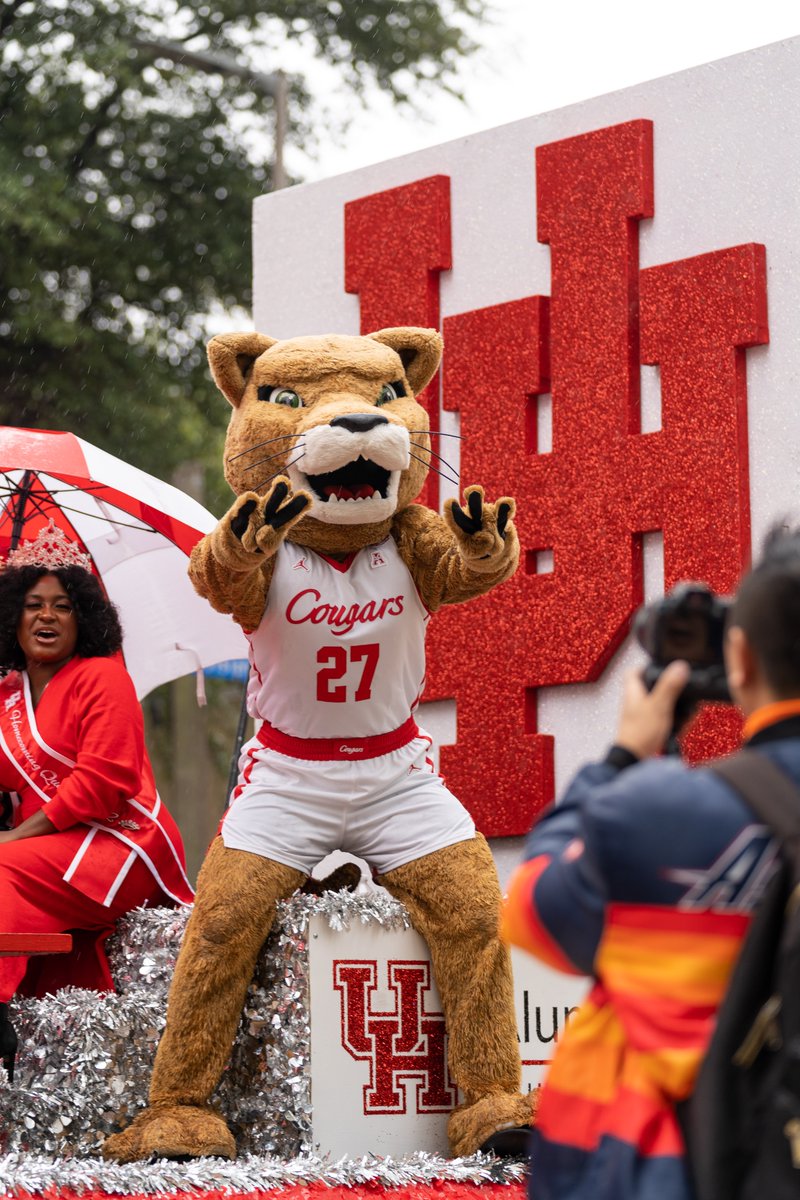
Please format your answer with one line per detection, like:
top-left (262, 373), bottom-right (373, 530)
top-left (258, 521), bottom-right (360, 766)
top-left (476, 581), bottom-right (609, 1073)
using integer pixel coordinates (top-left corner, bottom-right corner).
top-left (0, 426), bottom-right (246, 699)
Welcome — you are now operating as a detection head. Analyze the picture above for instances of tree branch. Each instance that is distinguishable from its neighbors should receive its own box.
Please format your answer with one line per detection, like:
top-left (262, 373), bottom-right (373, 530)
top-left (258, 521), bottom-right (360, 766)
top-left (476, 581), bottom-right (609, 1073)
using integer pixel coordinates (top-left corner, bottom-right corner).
top-left (68, 83), bottom-right (124, 179)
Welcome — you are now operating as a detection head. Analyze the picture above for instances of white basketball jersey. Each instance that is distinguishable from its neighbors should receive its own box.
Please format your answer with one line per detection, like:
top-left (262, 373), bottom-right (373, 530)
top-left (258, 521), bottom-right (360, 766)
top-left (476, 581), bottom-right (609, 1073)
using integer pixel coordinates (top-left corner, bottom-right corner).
top-left (246, 538), bottom-right (429, 738)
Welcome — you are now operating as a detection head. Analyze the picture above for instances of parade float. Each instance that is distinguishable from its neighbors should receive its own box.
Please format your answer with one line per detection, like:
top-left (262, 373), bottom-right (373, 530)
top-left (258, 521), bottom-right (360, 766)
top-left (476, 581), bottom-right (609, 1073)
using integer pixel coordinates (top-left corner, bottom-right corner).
top-left (2, 30), bottom-right (800, 1200)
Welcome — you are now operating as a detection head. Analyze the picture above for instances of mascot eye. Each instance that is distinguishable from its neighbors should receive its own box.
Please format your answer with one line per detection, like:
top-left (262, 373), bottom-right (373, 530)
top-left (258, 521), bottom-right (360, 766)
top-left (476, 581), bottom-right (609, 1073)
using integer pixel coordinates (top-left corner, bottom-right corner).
top-left (377, 381), bottom-right (405, 406)
top-left (258, 386), bottom-right (304, 408)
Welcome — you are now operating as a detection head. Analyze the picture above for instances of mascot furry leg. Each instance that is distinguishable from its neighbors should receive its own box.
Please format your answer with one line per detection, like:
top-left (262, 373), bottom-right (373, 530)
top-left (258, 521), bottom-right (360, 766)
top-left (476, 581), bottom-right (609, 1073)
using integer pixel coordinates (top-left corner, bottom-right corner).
top-left (379, 835), bottom-right (531, 1157)
top-left (104, 839), bottom-right (305, 1162)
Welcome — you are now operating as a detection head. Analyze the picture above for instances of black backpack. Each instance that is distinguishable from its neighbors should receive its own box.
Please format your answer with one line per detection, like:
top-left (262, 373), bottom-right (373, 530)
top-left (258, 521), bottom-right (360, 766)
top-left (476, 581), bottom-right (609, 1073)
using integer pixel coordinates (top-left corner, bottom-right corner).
top-left (681, 748), bottom-right (800, 1200)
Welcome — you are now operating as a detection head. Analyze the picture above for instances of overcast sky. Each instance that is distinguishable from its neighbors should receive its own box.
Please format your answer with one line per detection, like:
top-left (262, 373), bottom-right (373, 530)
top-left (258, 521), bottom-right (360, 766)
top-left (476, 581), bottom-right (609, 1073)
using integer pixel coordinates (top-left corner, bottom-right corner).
top-left (286, 0), bottom-right (799, 183)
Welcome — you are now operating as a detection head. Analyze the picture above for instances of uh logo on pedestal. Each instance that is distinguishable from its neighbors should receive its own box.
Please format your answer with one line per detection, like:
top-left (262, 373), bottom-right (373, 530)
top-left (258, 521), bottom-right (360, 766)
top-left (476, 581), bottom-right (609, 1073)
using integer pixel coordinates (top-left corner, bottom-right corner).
top-left (344, 118), bottom-right (769, 839)
top-left (333, 959), bottom-right (457, 1115)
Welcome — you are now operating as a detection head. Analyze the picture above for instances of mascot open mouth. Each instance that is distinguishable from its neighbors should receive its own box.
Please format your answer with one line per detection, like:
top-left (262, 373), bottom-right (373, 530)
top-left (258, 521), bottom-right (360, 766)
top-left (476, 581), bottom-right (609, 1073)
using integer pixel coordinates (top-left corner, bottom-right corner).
top-left (305, 457), bottom-right (390, 504)
top-left (288, 455), bottom-right (403, 526)
top-left (287, 418), bottom-right (410, 525)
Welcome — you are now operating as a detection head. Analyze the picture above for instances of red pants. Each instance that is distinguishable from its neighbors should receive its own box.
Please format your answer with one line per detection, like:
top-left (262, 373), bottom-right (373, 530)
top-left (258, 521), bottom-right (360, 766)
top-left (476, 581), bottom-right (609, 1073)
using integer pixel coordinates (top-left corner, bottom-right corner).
top-left (0, 830), bottom-right (165, 1000)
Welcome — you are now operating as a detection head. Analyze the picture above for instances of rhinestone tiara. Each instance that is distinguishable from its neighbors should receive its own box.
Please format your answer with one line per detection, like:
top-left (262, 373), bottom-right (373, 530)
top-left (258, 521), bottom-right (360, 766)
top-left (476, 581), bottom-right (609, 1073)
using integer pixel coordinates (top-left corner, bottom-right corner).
top-left (4, 518), bottom-right (93, 572)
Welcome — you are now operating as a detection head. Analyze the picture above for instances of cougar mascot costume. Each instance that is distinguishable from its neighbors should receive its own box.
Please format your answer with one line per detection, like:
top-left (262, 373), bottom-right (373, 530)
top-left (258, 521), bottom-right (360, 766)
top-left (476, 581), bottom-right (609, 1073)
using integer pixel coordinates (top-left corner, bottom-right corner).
top-left (104, 327), bottom-right (530, 1162)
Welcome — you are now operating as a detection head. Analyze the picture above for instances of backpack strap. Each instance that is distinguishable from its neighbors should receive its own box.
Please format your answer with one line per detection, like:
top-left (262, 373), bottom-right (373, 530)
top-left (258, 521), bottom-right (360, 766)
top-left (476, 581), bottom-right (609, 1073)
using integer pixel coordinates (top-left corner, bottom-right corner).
top-left (711, 749), bottom-right (800, 877)
top-left (684, 751), bottom-right (800, 1200)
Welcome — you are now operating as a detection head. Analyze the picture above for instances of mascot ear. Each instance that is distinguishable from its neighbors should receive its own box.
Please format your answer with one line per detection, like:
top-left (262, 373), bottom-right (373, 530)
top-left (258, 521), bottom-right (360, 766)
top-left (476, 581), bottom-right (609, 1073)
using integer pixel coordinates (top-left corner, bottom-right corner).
top-left (368, 327), bottom-right (443, 396)
top-left (207, 332), bottom-right (278, 407)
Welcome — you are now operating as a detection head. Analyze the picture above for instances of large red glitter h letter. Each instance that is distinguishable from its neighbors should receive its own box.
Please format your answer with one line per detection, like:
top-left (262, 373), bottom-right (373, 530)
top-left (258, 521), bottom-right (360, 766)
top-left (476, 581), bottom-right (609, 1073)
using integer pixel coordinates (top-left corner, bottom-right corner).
top-left (345, 121), bottom-right (768, 835)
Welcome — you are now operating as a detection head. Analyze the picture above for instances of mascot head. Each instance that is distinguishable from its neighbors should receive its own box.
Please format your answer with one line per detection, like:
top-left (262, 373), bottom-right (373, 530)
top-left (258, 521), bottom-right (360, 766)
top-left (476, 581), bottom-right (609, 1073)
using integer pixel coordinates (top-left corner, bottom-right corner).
top-left (207, 327), bottom-right (442, 554)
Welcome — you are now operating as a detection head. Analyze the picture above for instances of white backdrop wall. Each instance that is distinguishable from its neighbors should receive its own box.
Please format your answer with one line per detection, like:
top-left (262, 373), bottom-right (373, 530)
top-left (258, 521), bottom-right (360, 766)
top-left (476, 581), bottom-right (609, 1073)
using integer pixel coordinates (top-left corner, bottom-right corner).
top-left (251, 37), bottom-right (800, 859)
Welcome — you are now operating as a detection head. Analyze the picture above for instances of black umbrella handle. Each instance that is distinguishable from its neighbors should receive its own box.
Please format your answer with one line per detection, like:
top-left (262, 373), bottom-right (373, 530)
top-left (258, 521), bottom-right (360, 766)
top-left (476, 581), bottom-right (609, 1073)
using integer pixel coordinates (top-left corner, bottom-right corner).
top-left (10, 470), bottom-right (34, 550)
top-left (225, 683), bottom-right (250, 808)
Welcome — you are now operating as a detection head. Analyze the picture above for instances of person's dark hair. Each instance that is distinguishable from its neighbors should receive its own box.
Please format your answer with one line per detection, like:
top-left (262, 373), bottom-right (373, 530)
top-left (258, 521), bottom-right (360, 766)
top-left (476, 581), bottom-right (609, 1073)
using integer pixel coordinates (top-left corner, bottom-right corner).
top-left (0, 565), bottom-right (123, 672)
top-left (730, 524), bottom-right (800, 697)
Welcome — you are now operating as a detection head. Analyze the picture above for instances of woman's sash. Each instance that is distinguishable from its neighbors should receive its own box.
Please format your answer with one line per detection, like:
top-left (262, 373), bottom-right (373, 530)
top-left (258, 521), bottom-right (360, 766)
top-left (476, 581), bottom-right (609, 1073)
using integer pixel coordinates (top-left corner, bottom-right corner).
top-left (0, 672), bottom-right (192, 906)
top-left (0, 672), bottom-right (72, 805)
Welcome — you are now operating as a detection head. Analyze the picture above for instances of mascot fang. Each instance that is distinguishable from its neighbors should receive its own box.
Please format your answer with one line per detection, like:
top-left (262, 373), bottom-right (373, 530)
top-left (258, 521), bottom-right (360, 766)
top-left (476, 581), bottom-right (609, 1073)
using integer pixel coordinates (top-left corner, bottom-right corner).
top-left (104, 327), bottom-right (531, 1161)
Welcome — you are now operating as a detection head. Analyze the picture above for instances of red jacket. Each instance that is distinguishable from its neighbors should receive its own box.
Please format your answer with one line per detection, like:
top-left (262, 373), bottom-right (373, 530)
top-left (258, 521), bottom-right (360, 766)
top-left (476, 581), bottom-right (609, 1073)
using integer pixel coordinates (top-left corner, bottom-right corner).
top-left (0, 657), bottom-right (193, 908)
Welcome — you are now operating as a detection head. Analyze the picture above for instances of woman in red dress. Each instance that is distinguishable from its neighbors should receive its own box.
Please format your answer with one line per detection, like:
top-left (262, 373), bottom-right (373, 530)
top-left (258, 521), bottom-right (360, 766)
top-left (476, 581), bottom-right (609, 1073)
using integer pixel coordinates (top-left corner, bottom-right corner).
top-left (0, 528), bottom-right (193, 1082)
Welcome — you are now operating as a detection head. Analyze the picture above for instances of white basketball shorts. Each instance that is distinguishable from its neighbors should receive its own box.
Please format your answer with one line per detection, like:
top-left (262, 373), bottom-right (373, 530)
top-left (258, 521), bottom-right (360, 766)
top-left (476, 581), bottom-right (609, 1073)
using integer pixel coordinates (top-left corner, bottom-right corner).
top-left (220, 732), bottom-right (476, 877)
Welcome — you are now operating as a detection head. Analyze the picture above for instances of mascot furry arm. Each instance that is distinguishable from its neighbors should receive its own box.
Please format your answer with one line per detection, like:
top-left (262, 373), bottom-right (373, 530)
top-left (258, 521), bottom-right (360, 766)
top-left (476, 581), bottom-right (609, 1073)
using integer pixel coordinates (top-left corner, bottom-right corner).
top-left (103, 326), bottom-right (531, 1166)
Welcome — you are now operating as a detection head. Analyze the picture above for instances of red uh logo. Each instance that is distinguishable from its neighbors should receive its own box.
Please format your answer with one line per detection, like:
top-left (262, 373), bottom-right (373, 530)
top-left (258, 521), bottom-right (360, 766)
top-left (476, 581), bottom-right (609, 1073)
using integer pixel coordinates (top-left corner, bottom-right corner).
top-left (333, 959), bottom-right (457, 1115)
top-left (345, 120), bottom-right (769, 836)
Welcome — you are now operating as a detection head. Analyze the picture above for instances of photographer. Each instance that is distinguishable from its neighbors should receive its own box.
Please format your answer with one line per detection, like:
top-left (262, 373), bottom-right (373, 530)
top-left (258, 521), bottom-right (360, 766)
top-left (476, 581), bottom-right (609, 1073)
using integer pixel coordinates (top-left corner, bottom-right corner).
top-left (503, 525), bottom-right (800, 1200)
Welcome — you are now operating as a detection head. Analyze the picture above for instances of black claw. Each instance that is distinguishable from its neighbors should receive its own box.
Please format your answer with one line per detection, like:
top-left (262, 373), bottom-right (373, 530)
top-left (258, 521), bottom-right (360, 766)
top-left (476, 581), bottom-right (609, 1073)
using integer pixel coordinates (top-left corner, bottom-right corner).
top-left (497, 502), bottom-right (511, 540)
top-left (269, 493), bottom-right (310, 531)
top-left (230, 498), bottom-right (257, 540)
top-left (467, 489), bottom-right (483, 525)
top-left (262, 480), bottom-right (290, 522)
top-left (452, 491), bottom-right (485, 537)
top-left (450, 502), bottom-right (480, 536)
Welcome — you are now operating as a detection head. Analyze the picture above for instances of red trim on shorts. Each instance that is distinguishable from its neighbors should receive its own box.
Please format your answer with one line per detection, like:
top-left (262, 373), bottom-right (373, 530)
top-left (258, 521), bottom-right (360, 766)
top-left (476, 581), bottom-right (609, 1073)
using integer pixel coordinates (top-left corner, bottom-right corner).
top-left (257, 716), bottom-right (419, 761)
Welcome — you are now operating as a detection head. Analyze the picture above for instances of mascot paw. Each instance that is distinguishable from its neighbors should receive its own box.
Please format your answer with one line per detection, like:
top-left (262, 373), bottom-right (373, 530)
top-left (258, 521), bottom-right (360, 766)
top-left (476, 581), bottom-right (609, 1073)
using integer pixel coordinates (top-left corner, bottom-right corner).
top-left (230, 479), bottom-right (311, 556)
top-left (444, 486), bottom-right (516, 573)
top-left (102, 1104), bottom-right (236, 1163)
top-left (447, 1092), bottom-right (533, 1159)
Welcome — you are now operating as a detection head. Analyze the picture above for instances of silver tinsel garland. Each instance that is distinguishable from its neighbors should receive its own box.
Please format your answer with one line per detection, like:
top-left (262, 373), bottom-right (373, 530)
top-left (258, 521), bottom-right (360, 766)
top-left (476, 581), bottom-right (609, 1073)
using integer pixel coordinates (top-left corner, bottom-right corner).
top-left (0, 1150), bottom-right (525, 1196)
top-left (0, 889), bottom-right (413, 1164)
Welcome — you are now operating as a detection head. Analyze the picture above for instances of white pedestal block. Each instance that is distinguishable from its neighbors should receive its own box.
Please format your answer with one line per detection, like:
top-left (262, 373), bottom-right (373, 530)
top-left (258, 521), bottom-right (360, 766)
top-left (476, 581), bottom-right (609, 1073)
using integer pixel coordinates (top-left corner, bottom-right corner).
top-left (308, 913), bottom-right (588, 1157)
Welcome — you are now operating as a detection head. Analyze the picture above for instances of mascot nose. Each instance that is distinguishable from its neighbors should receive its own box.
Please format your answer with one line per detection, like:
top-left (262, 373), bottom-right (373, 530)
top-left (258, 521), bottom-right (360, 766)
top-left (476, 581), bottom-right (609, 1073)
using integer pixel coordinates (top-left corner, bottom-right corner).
top-left (330, 413), bottom-right (389, 433)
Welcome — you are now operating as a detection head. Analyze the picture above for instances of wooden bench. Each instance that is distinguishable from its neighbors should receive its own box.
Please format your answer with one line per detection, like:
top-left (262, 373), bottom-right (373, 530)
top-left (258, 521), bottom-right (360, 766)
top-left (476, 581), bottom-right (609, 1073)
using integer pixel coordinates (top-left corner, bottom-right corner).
top-left (0, 933), bottom-right (72, 956)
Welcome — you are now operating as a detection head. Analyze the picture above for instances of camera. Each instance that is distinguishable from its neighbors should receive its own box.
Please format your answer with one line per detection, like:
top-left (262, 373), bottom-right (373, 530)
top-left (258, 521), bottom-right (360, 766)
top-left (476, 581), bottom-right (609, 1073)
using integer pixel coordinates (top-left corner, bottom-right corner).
top-left (633, 583), bottom-right (732, 733)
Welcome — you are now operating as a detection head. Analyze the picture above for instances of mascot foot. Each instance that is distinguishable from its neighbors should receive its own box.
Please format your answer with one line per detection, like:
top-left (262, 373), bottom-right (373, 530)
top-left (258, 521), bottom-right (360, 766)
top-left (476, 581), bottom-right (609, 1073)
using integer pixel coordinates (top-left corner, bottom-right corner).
top-left (448, 1092), bottom-right (533, 1159)
top-left (102, 1104), bottom-right (236, 1163)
